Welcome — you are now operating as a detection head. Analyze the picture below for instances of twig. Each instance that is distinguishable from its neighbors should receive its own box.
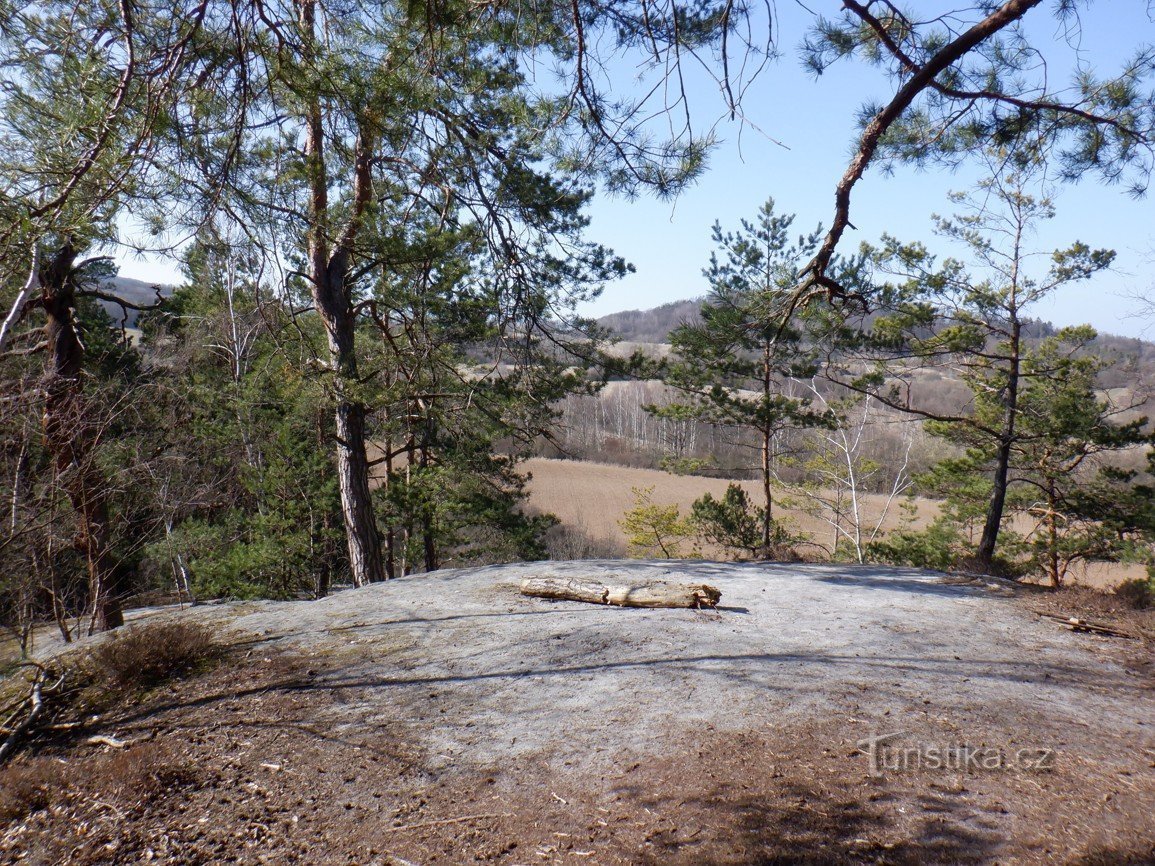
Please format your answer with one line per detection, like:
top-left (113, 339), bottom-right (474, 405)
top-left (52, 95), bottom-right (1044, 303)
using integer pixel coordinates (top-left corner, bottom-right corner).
top-left (388, 812), bottom-right (511, 833)
top-left (0, 669), bottom-right (46, 764)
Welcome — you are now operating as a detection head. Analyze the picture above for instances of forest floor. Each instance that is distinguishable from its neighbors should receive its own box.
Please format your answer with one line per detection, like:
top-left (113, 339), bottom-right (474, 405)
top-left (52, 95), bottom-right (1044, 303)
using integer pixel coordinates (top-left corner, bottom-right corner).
top-left (2, 561), bottom-right (1154, 865)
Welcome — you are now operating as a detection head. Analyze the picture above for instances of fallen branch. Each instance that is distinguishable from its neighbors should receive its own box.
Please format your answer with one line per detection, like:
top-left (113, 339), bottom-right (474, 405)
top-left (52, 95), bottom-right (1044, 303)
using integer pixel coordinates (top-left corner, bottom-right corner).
top-left (521, 577), bottom-right (721, 609)
top-left (0, 663), bottom-right (70, 766)
top-left (1035, 612), bottom-right (1137, 639)
top-left (0, 669), bottom-right (47, 764)
top-left (85, 734), bottom-right (129, 749)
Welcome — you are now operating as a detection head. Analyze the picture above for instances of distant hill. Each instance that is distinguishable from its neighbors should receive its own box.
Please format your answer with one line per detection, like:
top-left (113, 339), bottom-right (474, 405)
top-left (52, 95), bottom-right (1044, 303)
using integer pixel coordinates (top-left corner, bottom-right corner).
top-left (597, 297), bottom-right (1155, 390)
top-left (96, 276), bottom-right (173, 327)
top-left (596, 298), bottom-right (703, 344)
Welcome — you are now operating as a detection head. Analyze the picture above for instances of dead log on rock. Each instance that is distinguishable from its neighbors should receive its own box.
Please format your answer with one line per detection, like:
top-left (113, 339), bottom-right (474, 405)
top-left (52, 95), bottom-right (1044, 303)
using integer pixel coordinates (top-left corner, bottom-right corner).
top-left (520, 577), bottom-right (721, 609)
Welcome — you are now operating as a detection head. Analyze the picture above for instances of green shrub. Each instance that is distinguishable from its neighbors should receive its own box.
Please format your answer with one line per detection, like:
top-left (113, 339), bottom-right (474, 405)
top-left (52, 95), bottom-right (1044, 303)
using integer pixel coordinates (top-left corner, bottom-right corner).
top-left (619, 486), bottom-right (696, 558)
top-left (866, 518), bottom-right (966, 571)
top-left (690, 484), bottom-right (763, 558)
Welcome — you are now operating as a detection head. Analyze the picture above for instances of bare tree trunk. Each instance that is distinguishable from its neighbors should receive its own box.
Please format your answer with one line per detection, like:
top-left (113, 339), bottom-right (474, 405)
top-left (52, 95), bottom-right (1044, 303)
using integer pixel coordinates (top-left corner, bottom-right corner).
top-left (316, 251), bottom-right (384, 586)
top-left (761, 427), bottom-right (772, 549)
top-left (1046, 483), bottom-right (1061, 587)
top-left (976, 300), bottom-right (1022, 573)
top-left (419, 439), bottom-right (437, 573)
top-left (300, 0), bottom-right (384, 587)
top-left (39, 241), bottom-right (123, 632)
top-left (977, 438), bottom-right (1012, 571)
top-left (332, 396), bottom-right (384, 585)
top-left (760, 342), bottom-right (773, 550)
top-left (163, 516), bottom-right (195, 605)
top-left (384, 434), bottom-right (396, 579)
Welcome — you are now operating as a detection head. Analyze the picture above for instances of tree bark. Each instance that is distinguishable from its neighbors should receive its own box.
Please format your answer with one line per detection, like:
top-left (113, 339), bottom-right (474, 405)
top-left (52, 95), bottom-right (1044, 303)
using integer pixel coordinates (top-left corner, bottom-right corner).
top-left (384, 434), bottom-right (396, 579)
top-left (976, 288), bottom-right (1022, 573)
top-left (39, 241), bottom-right (124, 632)
top-left (318, 269), bottom-right (386, 587)
top-left (419, 442), bottom-right (438, 572)
top-left (977, 436), bottom-right (1012, 573)
top-left (760, 342), bottom-right (773, 550)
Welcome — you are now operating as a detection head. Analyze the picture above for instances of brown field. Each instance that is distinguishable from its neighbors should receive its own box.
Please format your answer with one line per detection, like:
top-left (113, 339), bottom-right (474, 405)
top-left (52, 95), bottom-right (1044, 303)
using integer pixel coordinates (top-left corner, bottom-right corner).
top-left (523, 457), bottom-right (1143, 589)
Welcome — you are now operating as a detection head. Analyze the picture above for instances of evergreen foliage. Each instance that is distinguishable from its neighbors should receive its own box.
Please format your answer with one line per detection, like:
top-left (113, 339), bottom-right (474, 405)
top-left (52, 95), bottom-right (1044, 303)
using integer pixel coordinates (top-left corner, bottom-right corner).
top-left (653, 199), bottom-right (846, 550)
top-left (689, 484), bottom-right (765, 559)
top-left (619, 486), bottom-right (696, 559)
top-left (848, 157), bottom-right (1152, 579)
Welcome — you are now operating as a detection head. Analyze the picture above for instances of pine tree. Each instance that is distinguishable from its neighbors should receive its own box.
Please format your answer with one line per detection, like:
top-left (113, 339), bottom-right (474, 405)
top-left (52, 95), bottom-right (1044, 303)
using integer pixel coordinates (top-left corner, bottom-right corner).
top-left (654, 199), bottom-right (837, 552)
top-left (848, 156), bottom-right (1144, 576)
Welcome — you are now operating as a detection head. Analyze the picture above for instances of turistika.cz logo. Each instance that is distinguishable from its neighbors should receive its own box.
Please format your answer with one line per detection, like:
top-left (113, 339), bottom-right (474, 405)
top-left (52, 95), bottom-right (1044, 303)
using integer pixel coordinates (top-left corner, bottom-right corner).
top-left (857, 731), bottom-right (1056, 776)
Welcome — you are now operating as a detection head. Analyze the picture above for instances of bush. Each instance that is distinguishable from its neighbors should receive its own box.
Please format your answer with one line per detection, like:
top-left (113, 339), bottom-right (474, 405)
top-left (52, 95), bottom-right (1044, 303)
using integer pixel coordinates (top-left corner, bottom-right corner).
top-left (0, 758), bottom-right (66, 822)
top-left (690, 485), bottom-right (763, 559)
top-left (866, 518), bottom-right (966, 571)
top-left (545, 520), bottom-right (625, 560)
top-left (867, 518), bottom-right (1031, 578)
top-left (619, 486), bottom-right (696, 558)
top-left (86, 620), bottom-right (221, 691)
top-left (1114, 576), bottom-right (1155, 610)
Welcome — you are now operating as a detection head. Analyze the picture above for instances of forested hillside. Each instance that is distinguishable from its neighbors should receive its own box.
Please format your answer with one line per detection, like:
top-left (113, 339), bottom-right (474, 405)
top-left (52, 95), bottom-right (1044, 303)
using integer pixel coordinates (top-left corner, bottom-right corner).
top-left (599, 300), bottom-right (1155, 389)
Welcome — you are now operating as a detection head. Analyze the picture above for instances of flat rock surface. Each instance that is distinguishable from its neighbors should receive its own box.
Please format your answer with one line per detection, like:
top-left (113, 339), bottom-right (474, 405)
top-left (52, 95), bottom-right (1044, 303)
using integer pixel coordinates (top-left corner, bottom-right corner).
top-left (203, 561), bottom-right (1151, 768)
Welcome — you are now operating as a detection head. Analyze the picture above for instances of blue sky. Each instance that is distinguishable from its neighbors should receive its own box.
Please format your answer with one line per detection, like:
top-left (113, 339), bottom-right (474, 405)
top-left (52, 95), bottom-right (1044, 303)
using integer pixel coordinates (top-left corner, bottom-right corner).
top-left (117, 2), bottom-right (1155, 338)
top-left (574, 2), bottom-right (1155, 338)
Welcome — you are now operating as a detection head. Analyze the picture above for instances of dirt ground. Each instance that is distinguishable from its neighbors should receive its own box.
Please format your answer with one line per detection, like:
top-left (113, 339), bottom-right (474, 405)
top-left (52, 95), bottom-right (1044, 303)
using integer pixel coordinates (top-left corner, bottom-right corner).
top-left (2, 561), bottom-right (1154, 865)
top-left (523, 458), bottom-right (1146, 588)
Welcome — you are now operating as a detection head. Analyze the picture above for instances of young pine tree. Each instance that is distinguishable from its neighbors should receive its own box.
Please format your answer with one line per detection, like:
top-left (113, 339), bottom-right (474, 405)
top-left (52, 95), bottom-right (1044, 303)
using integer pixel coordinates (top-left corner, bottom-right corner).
top-left (655, 199), bottom-right (836, 554)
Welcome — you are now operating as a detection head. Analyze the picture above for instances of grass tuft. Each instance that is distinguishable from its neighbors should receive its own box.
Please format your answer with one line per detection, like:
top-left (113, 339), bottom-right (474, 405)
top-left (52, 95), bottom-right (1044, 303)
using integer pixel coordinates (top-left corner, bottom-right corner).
top-left (85, 620), bottom-right (221, 692)
top-left (0, 757), bottom-right (66, 822)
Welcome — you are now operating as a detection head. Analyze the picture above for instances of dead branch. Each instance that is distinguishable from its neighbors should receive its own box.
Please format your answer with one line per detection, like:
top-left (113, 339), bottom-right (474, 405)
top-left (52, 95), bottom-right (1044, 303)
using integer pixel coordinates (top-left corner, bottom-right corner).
top-left (0, 246), bottom-right (40, 354)
top-left (521, 577), bottom-right (721, 609)
top-left (0, 665), bottom-right (66, 765)
top-left (388, 812), bottom-right (512, 832)
top-left (1034, 612), bottom-right (1137, 640)
top-left (795, 0), bottom-right (1043, 311)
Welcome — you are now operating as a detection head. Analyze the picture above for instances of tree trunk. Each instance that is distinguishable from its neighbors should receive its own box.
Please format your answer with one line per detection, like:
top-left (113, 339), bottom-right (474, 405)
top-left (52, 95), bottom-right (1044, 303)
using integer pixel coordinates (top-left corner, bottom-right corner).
top-left (760, 342), bottom-right (773, 551)
top-left (384, 435), bottom-right (396, 580)
top-left (1047, 483), bottom-right (1061, 587)
top-left (301, 0), bottom-right (385, 588)
top-left (309, 216), bottom-right (385, 590)
top-left (333, 397), bottom-right (385, 585)
top-left (39, 241), bottom-right (123, 632)
top-left (419, 442), bottom-right (437, 572)
top-left (976, 319), bottom-right (1021, 573)
top-left (976, 439), bottom-right (1012, 572)
top-left (312, 255), bottom-right (384, 589)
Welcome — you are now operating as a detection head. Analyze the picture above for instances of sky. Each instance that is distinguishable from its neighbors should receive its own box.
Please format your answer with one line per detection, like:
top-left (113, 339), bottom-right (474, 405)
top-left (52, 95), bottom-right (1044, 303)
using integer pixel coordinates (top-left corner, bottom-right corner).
top-left (116, 2), bottom-right (1155, 339)
top-left (572, 2), bottom-right (1155, 338)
